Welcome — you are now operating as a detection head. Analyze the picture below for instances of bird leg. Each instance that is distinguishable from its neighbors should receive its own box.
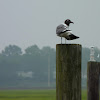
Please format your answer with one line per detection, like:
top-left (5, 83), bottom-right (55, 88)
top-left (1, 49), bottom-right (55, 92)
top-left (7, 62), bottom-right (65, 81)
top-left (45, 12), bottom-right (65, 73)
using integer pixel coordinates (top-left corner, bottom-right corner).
top-left (65, 38), bottom-right (66, 44)
top-left (61, 37), bottom-right (62, 44)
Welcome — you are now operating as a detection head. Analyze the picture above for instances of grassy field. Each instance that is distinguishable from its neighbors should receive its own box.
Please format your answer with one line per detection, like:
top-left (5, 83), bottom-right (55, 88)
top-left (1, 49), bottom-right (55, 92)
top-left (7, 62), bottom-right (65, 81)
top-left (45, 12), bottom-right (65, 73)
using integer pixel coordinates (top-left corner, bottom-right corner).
top-left (0, 89), bottom-right (87, 100)
top-left (82, 90), bottom-right (87, 100)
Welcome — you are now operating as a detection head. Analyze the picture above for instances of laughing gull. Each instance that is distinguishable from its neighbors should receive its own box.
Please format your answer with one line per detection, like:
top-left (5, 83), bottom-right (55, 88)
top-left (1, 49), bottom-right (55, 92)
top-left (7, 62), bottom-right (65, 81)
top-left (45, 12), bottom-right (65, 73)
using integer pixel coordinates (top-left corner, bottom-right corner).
top-left (56, 19), bottom-right (79, 44)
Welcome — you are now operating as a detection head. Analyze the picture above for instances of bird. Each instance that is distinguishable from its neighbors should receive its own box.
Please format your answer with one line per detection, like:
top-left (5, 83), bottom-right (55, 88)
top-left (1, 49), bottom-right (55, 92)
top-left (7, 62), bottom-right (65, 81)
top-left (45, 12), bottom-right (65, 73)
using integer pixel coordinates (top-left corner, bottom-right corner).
top-left (56, 19), bottom-right (79, 44)
top-left (97, 54), bottom-right (100, 58)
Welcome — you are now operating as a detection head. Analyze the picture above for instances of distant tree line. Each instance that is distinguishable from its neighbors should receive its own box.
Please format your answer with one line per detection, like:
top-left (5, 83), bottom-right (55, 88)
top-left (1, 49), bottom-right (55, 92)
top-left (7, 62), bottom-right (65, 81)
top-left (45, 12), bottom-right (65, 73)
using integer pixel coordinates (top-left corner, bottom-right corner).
top-left (0, 44), bottom-right (100, 88)
top-left (0, 44), bottom-right (56, 88)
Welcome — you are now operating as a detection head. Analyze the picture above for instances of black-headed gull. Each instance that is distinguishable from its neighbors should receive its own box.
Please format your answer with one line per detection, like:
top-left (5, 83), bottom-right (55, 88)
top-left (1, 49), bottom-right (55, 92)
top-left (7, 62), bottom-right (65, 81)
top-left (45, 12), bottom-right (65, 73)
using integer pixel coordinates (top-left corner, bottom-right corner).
top-left (56, 19), bottom-right (79, 43)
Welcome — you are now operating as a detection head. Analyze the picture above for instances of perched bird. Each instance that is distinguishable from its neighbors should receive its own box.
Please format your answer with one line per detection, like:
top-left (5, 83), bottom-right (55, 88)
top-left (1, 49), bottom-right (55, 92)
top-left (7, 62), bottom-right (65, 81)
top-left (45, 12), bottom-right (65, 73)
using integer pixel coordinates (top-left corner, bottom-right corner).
top-left (97, 54), bottom-right (100, 58)
top-left (56, 19), bottom-right (79, 43)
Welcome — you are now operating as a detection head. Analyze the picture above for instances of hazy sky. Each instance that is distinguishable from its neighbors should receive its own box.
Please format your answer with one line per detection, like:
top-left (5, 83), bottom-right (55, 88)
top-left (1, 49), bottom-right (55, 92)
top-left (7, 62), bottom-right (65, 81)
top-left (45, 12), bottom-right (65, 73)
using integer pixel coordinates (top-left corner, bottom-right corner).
top-left (0, 0), bottom-right (100, 52)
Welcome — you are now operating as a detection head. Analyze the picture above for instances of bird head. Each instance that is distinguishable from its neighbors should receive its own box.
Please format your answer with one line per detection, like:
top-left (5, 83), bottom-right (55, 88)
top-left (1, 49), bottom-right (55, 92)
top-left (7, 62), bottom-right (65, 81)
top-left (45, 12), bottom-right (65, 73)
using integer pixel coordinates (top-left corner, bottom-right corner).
top-left (64, 19), bottom-right (74, 26)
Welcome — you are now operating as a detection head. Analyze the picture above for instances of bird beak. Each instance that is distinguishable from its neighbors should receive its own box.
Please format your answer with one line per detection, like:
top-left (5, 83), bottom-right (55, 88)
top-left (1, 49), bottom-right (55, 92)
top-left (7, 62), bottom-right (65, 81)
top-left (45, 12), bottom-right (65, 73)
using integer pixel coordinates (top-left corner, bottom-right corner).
top-left (71, 21), bottom-right (74, 24)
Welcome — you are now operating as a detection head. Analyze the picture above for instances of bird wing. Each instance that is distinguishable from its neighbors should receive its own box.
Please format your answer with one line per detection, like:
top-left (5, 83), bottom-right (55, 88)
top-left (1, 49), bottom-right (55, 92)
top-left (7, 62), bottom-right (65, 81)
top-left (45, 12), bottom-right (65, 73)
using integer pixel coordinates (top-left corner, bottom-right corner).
top-left (65, 33), bottom-right (79, 40)
top-left (56, 24), bottom-right (68, 35)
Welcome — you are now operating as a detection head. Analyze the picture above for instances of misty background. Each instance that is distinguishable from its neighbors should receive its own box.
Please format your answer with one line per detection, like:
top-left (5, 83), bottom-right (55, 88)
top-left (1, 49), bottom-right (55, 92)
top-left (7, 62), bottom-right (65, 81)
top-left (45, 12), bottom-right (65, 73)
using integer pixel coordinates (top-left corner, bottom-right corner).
top-left (0, 44), bottom-right (100, 88)
top-left (0, 0), bottom-right (100, 88)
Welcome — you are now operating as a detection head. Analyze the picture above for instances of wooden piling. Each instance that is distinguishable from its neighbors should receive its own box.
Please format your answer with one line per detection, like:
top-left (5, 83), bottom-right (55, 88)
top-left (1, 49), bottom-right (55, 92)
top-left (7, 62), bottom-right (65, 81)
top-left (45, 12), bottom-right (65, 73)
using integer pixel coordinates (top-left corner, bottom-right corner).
top-left (87, 62), bottom-right (100, 100)
top-left (56, 44), bottom-right (82, 100)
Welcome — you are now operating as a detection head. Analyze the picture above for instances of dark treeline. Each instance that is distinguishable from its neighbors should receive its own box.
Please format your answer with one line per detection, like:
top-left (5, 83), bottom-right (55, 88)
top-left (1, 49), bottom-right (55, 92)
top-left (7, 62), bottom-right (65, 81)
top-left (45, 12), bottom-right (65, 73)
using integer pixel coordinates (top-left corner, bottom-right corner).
top-left (0, 45), bottom-right (56, 88)
top-left (0, 44), bottom-right (100, 88)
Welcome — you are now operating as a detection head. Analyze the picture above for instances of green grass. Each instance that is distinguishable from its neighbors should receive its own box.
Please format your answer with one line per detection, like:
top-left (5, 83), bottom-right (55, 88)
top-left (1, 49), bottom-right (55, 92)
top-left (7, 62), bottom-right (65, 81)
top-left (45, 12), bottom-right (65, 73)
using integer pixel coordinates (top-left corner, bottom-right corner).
top-left (82, 89), bottom-right (87, 100)
top-left (0, 89), bottom-right (87, 100)
top-left (0, 89), bottom-right (56, 100)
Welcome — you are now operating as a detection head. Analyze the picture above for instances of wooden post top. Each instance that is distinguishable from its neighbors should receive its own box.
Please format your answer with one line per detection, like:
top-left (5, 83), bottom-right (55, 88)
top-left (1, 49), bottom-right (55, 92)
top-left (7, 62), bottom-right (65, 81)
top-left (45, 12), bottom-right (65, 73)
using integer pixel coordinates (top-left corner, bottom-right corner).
top-left (88, 61), bottom-right (100, 62)
top-left (88, 61), bottom-right (100, 64)
top-left (56, 44), bottom-right (81, 46)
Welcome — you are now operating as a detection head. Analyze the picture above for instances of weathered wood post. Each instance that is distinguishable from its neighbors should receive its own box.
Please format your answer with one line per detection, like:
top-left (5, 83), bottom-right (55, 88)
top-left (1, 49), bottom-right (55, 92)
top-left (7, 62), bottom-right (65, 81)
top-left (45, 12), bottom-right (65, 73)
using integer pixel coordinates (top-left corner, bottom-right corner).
top-left (87, 62), bottom-right (100, 100)
top-left (56, 44), bottom-right (81, 100)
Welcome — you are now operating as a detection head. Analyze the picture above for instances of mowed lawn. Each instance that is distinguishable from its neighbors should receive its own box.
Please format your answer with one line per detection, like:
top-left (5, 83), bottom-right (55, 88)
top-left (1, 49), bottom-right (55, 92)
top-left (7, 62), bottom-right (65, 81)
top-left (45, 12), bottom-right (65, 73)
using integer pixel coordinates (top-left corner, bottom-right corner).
top-left (0, 89), bottom-right (87, 100)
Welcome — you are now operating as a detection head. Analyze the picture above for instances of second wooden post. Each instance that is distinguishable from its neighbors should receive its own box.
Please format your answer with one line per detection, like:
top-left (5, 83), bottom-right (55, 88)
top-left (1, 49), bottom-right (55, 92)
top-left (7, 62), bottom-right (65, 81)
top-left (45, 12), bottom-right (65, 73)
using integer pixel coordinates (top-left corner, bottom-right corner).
top-left (56, 44), bottom-right (82, 100)
top-left (87, 62), bottom-right (100, 100)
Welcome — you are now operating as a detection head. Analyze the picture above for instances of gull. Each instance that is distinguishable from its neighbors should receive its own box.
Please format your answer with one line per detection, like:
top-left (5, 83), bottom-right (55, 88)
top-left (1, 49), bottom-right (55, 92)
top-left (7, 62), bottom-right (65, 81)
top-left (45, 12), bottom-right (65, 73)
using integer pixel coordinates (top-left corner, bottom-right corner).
top-left (56, 19), bottom-right (79, 44)
top-left (97, 54), bottom-right (100, 58)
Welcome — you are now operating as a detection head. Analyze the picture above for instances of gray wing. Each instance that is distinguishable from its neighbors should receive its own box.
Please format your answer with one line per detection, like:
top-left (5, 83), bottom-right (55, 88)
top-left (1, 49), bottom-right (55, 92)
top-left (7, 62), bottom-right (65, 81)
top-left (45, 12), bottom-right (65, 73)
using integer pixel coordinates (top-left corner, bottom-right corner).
top-left (56, 24), bottom-right (68, 35)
